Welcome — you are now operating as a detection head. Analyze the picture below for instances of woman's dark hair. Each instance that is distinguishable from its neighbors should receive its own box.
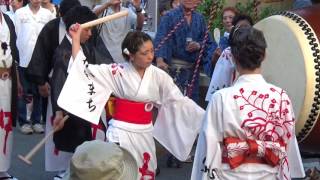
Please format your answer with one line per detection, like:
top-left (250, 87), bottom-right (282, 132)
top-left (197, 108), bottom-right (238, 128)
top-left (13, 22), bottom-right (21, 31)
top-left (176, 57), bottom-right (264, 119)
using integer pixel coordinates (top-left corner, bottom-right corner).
top-left (17, 0), bottom-right (29, 6)
top-left (232, 14), bottom-right (254, 26)
top-left (229, 27), bottom-right (267, 70)
top-left (121, 31), bottom-right (153, 61)
top-left (63, 6), bottom-right (97, 31)
top-left (59, 0), bottom-right (81, 17)
top-left (22, 0), bottom-right (29, 6)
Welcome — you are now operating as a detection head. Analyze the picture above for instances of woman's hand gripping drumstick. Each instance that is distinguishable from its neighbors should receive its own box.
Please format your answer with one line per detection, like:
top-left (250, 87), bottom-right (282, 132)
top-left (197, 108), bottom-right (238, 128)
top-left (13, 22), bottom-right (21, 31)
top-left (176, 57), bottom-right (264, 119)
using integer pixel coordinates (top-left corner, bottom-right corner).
top-left (18, 115), bottom-right (69, 165)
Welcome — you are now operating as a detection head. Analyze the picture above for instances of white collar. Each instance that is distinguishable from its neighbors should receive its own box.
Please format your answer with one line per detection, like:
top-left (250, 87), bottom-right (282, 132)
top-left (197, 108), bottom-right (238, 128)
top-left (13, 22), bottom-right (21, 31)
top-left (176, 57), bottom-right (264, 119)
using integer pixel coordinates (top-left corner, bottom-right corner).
top-left (235, 74), bottom-right (266, 84)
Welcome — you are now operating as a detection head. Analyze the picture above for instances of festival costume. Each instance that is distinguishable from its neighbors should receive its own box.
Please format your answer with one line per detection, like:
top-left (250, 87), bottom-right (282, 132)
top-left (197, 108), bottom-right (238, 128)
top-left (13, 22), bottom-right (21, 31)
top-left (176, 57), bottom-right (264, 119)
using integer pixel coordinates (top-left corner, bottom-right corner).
top-left (154, 5), bottom-right (216, 102)
top-left (51, 36), bottom-right (106, 153)
top-left (205, 47), bottom-right (235, 101)
top-left (191, 74), bottom-right (305, 180)
top-left (57, 50), bottom-right (205, 179)
top-left (0, 13), bottom-right (19, 172)
top-left (25, 15), bottom-right (113, 170)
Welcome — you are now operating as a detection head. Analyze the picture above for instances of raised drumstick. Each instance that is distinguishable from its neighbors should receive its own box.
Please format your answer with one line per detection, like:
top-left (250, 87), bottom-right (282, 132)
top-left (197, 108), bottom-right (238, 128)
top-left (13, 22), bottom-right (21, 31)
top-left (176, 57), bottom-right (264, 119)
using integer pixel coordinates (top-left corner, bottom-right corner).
top-left (80, 10), bottom-right (128, 29)
top-left (18, 115), bottom-right (69, 165)
top-left (213, 28), bottom-right (221, 48)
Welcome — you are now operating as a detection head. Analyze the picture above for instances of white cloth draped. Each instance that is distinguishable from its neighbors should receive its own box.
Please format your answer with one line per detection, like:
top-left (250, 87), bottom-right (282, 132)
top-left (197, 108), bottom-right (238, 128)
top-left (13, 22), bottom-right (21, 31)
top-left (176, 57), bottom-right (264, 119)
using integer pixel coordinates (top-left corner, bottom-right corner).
top-left (205, 47), bottom-right (235, 101)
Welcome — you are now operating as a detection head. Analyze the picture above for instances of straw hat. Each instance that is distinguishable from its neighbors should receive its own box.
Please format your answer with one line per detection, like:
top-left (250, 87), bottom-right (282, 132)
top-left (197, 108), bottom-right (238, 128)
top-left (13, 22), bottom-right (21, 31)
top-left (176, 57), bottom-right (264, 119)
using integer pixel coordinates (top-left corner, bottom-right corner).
top-left (63, 140), bottom-right (138, 180)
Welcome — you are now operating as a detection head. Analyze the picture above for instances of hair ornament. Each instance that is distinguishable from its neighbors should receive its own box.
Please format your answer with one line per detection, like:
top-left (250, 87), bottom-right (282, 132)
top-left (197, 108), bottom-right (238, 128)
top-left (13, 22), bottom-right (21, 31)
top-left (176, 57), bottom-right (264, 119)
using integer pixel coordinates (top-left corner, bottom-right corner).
top-left (123, 48), bottom-right (130, 55)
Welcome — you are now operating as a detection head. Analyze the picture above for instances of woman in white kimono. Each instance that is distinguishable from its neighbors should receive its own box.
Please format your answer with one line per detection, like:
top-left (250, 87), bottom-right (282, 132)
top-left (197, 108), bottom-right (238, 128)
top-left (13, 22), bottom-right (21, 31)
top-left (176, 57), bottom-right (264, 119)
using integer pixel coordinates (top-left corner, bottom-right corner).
top-left (192, 27), bottom-right (305, 180)
top-left (0, 11), bottom-right (21, 180)
top-left (55, 26), bottom-right (205, 179)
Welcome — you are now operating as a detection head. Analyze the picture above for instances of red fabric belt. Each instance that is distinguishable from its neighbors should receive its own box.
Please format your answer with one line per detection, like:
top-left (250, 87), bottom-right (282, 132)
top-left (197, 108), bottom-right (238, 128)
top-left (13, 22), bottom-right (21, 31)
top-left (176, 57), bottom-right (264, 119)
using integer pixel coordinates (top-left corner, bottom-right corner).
top-left (223, 137), bottom-right (283, 169)
top-left (113, 98), bottom-right (153, 125)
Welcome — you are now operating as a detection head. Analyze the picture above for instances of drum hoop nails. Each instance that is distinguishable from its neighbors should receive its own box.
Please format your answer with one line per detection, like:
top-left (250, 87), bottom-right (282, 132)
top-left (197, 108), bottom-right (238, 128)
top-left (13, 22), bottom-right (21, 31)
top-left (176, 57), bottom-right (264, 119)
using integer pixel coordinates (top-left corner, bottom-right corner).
top-left (279, 11), bottom-right (320, 142)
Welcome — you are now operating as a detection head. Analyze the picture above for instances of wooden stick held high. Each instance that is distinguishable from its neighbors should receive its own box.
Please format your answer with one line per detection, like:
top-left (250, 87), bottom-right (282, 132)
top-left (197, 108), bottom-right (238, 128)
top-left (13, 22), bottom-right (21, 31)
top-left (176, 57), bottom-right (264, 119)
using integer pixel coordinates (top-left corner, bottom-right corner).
top-left (18, 115), bottom-right (69, 165)
top-left (80, 10), bottom-right (129, 29)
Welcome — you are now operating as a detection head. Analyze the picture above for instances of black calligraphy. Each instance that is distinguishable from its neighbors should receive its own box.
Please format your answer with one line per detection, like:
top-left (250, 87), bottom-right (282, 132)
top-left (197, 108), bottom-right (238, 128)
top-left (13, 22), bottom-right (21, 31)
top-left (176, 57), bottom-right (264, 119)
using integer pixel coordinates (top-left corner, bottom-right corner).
top-left (88, 83), bottom-right (96, 95)
top-left (200, 157), bottom-right (217, 179)
top-left (86, 98), bottom-right (96, 112)
top-left (82, 59), bottom-right (97, 112)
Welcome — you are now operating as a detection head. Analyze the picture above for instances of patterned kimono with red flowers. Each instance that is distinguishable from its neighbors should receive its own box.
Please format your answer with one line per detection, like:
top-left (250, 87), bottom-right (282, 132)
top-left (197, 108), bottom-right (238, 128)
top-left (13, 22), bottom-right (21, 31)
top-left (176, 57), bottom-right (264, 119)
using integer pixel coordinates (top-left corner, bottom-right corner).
top-left (57, 50), bottom-right (205, 179)
top-left (191, 74), bottom-right (305, 180)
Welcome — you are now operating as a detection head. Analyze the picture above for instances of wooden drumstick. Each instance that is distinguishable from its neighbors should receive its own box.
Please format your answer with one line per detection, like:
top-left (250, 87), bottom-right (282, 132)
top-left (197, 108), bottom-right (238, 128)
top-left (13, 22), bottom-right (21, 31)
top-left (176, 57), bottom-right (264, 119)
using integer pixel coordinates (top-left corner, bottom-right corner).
top-left (213, 28), bottom-right (221, 48)
top-left (80, 10), bottom-right (129, 29)
top-left (18, 115), bottom-right (69, 165)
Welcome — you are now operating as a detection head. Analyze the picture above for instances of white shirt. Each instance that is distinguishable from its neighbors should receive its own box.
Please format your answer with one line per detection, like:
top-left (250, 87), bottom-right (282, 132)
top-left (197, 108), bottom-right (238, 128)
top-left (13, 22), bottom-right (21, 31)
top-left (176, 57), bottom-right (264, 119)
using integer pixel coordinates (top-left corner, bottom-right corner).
top-left (94, 5), bottom-right (137, 63)
top-left (15, 5), bottom-right (54, 67)
top-left (4, 10), bottom-right (15, 24)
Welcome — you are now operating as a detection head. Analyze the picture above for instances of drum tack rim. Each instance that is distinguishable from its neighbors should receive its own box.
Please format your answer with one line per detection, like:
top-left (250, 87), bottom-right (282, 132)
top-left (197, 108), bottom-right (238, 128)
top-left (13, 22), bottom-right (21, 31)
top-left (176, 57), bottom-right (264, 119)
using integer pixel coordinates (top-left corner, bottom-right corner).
top-left (275, 11), bottom-right (320, 143)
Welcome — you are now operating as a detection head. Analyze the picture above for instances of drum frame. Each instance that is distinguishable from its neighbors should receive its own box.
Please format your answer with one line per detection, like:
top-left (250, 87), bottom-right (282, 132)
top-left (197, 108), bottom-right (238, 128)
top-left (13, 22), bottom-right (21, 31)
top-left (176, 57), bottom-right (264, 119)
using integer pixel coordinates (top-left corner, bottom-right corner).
top-left (276, 9), bottom-right (320, 151)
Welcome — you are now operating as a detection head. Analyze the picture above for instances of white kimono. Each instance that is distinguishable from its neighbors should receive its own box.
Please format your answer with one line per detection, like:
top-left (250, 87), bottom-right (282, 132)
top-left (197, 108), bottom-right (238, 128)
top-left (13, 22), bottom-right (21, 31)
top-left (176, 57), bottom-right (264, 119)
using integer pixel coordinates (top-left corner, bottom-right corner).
top-left (0, 16), bottom-right (13, 171)
top-left (205, 47), bottom-right (235, 101)
top-left (192, 74), bottom-right (305, 180)
top-left (58, 50), bottom-right (205, 179)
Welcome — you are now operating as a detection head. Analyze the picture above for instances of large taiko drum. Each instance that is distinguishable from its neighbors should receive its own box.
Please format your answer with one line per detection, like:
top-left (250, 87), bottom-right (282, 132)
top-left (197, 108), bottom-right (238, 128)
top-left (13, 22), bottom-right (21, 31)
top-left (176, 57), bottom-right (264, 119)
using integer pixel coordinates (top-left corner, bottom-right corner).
top-left (254, 5), bottom-right (320, 153)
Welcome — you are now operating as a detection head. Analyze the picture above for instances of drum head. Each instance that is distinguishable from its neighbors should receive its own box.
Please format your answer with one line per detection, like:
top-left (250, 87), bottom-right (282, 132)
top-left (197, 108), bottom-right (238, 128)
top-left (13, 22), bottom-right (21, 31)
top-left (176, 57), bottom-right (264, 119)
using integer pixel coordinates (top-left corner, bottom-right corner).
top-left (255, 13), bottom-right (320, 144)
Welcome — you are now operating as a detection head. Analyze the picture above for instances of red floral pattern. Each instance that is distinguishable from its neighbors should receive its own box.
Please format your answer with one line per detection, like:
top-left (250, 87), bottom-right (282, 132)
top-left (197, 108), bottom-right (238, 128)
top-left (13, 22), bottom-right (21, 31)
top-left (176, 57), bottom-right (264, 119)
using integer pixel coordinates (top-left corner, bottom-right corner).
top-left (139, 152), bottom-right (155, 180)
top-left (111, 63), bottom-right (124, 76)
top-left (233, 87), bottom-right (294, 143)
top-left (232, 87), bottom-right (294, 180)
top-left (0, 109), bottom-right (12, 155)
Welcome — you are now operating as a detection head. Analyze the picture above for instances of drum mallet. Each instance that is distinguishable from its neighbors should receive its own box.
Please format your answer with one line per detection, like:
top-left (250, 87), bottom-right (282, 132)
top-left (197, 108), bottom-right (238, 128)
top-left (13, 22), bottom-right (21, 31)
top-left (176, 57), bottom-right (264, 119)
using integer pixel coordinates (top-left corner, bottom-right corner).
top-left (17, 11), bottom-right (129, 165)
top-left (18, 115), bottom-right (69, 165)
top-left (80, 10), bottom-right (128, 29)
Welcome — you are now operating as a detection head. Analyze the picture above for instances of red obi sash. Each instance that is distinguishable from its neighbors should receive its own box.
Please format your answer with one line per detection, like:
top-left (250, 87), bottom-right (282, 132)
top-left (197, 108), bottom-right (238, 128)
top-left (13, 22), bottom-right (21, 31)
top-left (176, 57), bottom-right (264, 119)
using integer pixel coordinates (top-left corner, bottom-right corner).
top-left (222, 137), bottom-right (286, 169)
top-left (112, 98), bottom-right (153, 125)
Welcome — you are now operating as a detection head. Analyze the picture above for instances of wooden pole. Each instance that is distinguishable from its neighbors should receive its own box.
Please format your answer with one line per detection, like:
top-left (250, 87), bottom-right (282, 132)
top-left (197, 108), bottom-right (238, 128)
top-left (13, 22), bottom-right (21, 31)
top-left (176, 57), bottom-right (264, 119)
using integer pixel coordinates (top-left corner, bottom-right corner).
top-left (80, 10), bottom-right (129, 29)
top-left (18, 115), bottom-right (69, 165)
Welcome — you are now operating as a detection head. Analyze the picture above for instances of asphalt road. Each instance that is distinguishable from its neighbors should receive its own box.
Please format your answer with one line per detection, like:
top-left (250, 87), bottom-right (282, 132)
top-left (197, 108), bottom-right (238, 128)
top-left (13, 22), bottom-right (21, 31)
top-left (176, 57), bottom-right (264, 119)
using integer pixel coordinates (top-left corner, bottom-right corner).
top-left (8, 128), bottom-right (193, 180)
top-left (8, 127), bottom-right (312, 180)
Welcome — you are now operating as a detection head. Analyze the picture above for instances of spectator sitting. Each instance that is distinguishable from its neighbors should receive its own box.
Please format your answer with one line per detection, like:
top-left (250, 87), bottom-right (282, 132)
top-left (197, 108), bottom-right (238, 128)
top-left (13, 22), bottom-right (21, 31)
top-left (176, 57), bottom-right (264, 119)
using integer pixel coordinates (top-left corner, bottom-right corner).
top-left (62, 140), bottom-right (138, 180)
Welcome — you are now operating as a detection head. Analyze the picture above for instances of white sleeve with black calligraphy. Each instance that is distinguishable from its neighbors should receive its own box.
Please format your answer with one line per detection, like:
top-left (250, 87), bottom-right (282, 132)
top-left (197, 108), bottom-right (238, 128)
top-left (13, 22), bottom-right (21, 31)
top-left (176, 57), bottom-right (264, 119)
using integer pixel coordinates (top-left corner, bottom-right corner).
top-left (58, 50), bottom-right (116, 125)
top-left (191, 93), bottom-right (223, 180)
